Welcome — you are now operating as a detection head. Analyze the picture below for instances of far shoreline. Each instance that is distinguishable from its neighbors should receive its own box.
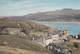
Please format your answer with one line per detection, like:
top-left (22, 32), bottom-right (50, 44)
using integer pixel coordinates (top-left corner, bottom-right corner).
top-left (33, 20), bottom-right (80, 24)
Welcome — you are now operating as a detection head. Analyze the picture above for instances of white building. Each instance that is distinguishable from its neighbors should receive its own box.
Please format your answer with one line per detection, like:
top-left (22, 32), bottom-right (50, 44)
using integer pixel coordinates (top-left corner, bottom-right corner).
top-left (32, 30), bottom-right (69, 47)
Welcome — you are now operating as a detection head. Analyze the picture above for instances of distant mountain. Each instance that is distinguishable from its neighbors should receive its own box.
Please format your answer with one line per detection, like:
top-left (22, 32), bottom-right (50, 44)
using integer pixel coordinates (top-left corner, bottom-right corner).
top-left (25, 8), bottom-right (80, 22)
top-left (0, 8), bottom-right (80, 22)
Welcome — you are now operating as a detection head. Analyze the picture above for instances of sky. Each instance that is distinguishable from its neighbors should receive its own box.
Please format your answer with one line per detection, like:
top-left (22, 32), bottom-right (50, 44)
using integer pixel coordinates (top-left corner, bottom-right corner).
top-left (0, 0), bottom-right (80, 16)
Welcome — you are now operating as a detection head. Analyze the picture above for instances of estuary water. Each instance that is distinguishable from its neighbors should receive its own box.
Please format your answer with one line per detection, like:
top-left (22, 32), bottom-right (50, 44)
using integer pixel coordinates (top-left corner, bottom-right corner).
top-left (35, 21), bottom-right (80, 35)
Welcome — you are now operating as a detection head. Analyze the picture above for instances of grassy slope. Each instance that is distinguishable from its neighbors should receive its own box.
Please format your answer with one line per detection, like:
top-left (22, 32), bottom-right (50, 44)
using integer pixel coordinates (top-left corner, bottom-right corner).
top-left (0, 35), bottom-right (50, 54)
top-left (0, 19), bottom-right (55, 54)
top-left (58, 37), bottom-right (80, 54)
top-left (0, 46), bottom-right (49, 54)
top-left (0, 19), bottom-right (58, 34)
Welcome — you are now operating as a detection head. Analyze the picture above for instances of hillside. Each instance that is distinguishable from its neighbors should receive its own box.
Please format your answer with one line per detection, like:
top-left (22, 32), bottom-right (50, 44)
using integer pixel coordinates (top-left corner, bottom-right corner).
top-left (47, 36), bottom-right (80, 54)
top-left (0, 18), bottom-right (80, 54)
top-left (0, 19), bottom-right (58, 54)
top-left (0, 18), bottom-right (58, 35)
top-left (0, 35), bottom-right (50, 54)
top-left (1, 8), bottom-right (80, 22)
top-left (0, 46), bottom-right (49, 54)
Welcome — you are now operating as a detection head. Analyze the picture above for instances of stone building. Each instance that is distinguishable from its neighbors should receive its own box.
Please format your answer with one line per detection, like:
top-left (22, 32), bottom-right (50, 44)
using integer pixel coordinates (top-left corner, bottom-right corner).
top-left (32, 30), bottom-right (69, 47)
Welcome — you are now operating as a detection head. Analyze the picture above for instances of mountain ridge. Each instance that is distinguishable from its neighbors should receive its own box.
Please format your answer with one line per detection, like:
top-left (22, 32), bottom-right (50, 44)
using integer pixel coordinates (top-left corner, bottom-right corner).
top-left (0, 8), bottom-right (80, 22)
top-left (25, 8), bottom-right (80, 22)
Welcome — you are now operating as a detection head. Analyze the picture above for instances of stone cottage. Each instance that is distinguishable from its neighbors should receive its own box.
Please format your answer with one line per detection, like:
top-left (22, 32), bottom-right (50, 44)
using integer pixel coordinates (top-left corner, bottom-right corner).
top-left (32, 30), bottom-right (69, 47)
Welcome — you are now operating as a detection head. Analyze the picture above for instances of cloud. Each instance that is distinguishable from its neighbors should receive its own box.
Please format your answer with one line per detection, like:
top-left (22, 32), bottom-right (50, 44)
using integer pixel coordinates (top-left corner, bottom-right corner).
top-left (0, 0), bottom-right (80, 16)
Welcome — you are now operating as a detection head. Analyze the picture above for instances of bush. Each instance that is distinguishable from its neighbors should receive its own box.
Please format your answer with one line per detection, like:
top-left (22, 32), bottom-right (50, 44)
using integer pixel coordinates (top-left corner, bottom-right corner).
top-left (74, 42), bottom-right (79, 48)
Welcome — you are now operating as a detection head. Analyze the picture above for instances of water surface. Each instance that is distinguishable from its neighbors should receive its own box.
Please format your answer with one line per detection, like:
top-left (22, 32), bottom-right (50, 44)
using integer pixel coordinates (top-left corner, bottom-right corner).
top-left (35, 21), bottom-right (80, 35)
